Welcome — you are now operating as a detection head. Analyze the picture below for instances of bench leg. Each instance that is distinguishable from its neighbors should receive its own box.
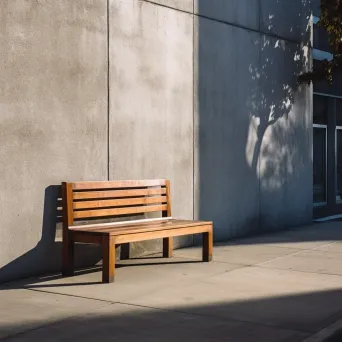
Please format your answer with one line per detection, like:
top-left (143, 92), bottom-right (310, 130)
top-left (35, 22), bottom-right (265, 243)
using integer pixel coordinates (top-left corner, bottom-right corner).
top-left (202, 230), bottom-right (213, 262)
top-left (120, 243), bottom-right (130, 260)
top-left (163, 237), bottom-right (173, 258)
top-left (62, 239), bottom-right (74, 276)
top-left (103, 236), bottom-right (115, 283)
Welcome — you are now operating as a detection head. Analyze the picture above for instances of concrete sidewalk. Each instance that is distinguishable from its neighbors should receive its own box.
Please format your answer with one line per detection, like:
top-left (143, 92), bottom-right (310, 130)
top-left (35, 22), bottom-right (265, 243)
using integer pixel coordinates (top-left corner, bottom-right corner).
top-left (1, 222), bottom-right (342, 341)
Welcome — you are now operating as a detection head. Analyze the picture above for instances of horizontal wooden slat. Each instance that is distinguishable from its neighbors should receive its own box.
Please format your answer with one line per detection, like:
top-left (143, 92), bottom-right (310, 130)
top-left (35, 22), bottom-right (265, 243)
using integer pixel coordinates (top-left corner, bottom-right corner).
top-left (115, 225), bottom-right (212, 244)
top-left (108, 221), bottom-right (211, 235)
top-left (70, 217), bottom-right (172, 230)
top-left (73, 220), bottom-right (212, 235)
top-left (73, 179), bottom-right (167, 190)
top-left (73, 204), bottom-right (168, 219)
top-left (73, 196), bottom-right (167, 210)
top-left (71, 218), bottom-right (177, 231)
top-left (73, 188), bottom-right (167, 200)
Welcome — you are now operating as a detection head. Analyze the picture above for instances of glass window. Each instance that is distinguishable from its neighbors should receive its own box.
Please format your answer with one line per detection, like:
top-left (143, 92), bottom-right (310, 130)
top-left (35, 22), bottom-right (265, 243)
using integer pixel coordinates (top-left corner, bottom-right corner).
top-left (313, 126), bottom-right (327, 204)
top-left (336, 128), bottom-right (342, 202)
top-left (336, 99), bottom-right (342, 126)
top-left (313, 63), bottom-right (342, 98)
top-left (313, 95), bottom-right (328, 125)
top-left (313, 26), bottom-right (331, 53)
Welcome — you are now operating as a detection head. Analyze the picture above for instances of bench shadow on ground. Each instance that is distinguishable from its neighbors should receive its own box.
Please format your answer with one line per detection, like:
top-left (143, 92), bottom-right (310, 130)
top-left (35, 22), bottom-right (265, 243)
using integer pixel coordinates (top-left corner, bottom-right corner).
top-left (0, 288), bottom-right (342, 341)
top-left (1, 256), bottom-right (202, 290)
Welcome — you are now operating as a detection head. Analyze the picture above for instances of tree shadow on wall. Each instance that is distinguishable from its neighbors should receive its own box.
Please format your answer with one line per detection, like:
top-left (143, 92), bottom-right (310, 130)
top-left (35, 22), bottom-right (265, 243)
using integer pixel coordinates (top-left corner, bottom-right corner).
top-left (0, 186), bottom-right (102, 284)
top-left (196, 0), bottom-right (313, 241)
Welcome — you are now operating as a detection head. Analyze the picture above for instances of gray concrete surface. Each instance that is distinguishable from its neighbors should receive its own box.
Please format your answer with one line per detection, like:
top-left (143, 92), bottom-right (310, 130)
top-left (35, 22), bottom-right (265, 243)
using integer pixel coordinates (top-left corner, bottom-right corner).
top-left (195, 0), bottom-right (259, 30)
top-left (0, 0), bottom-right (108, 283)
top-left (1, 222), bottom-right (342, 342)
top-left (260, 249), bottom-right (342, 276)
top-left (194, 17), bottom-right (260, 240)
top-left (258, 36), bottom-right (312, 230)
top-left (7, 257), bottom-right (239, 303)
top-left (175, 243), bottom-right (301, 265)
top-left (260, 0), bottom-right (312, 43)
top-left (194, 1), bottom-right (312, 239)
top-left (0, 289), bottom-right (109, 340)
top-left (109, 0), bottom-right (194, 250)
top-left (147, 0), bottom-right (193, 12)
top-left (1, 0), bottom-right (314, 283)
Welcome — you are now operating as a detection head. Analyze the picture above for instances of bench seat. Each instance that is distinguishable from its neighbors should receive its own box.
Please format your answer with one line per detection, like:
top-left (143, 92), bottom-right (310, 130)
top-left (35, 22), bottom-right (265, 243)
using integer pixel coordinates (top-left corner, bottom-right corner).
top-left (70, 219), bottom-right (211, 235)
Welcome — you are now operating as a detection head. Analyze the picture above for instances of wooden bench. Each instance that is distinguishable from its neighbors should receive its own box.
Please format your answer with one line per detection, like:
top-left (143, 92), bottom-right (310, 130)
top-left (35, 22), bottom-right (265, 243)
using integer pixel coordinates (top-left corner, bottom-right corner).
top-left (61, 179), bottom-right (213, 283)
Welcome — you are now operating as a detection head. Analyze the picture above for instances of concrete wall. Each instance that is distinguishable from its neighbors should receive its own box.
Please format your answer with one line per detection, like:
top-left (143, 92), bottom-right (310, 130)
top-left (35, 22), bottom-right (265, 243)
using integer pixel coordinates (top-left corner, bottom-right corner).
top-left (194, 0), bottom-right (313, 240)
top-left (0, 0), bottom-right (108, 282)
top-left (109, 0), bottom-right (194, 251)
top-left (0, 0), bottom-right (313, 282)
top-left (194, 17), bottom-right (260, 239)
top-left (258, 36), bottom-right (312, 231)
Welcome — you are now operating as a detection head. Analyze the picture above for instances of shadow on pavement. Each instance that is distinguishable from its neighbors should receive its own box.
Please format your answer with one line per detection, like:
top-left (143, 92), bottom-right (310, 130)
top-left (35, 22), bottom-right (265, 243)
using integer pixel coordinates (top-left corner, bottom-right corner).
top-left (0, 288), bottom-right (341, 342)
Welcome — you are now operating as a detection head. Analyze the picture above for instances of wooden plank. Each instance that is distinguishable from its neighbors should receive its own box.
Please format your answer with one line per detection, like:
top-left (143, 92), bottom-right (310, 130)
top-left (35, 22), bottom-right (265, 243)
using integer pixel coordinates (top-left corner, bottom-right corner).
top-left (73, 179), bottom-right (167, 190)
top-left (203, 229), bottom-right (213, 262)
top-left (114, 225), bottom-right (212, 244)
top-left (73, 196), bottom-right (167, 210)
top-left (61, 182), bottom-right (75, 276)
top-left (163, 237), bottom-right (173, 258)
top-left (73, 204), bottom-right (168, 219)
top-left (107, 221), bottom-right (211, 236)
top-left (165, 180), bottom-right (172, 217)
top-left (62, 182), bottom-right (74, 229)
top-left (73, 188), bottom-right (166, 200)
top-left (102, 236), bottom-right (115, 283)
top-left (72, 220), bottom-right (211, 235)
top-left (83, 222), bottom-right (208, 236)
top-left (70, 217), bottom-right (172, 230)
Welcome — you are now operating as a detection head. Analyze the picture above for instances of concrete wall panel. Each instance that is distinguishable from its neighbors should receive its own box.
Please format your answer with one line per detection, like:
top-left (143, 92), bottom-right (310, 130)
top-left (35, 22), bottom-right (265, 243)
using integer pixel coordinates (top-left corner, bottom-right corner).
top-left (0, 0), bottom-right (108, 283)
top-left (258, 36), bottom-right (312, 230)
top-left (194, 17), bottom-right (261, 241)
top-left (260, 0), bottom-right (312, 43)
top-left (109, 0), bottom-right (194, 249)
top-left (195, 0), bottom-right (259, 31)
top-left (145, 0), bottom-right (193, 13)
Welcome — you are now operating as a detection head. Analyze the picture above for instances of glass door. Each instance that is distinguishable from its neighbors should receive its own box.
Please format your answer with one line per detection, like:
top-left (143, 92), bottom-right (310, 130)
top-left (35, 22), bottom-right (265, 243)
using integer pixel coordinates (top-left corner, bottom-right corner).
top-left (313, 95), bottom-right (328, 207)
top-left (336, 126), bottom-right (342, 203)
top-left (313, 124), bottom-right (327, 205)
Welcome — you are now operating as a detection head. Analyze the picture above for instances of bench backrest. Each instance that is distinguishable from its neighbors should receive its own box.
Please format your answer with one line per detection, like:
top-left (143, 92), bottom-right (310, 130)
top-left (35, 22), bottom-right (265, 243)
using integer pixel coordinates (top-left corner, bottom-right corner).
top-left (61, 179), bottom-right (171, 230)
